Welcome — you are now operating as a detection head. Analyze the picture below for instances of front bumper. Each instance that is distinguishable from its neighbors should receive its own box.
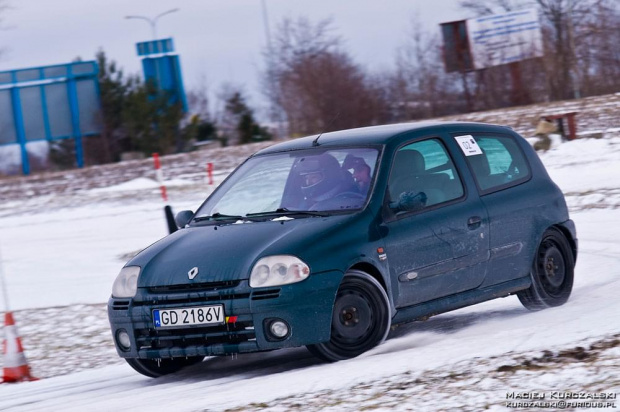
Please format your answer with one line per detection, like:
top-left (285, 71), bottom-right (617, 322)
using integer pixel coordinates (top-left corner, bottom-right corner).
top-left (108, 270), bottom-right (343, 359)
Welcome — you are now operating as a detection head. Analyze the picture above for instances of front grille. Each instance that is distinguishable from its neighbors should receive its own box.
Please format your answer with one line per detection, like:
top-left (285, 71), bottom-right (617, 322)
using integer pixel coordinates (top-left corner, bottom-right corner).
top-left (148, 280), bottom-right (241, 294)
top-left (135, 320), bottom-right (255, 350)
top-left (251, 288), bottom-right (281, 300)
top-left (128, 279), bottom-right (259, 354)
top-left (111, 300), bottom-right (130, 310)
top-left (134, 292), bottom-right (251, 307)
top-left (136, 279), bottom-right (249, 307)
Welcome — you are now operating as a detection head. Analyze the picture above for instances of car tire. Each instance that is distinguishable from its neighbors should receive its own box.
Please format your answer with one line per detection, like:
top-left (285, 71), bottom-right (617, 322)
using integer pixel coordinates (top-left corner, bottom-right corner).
top-left (307, 270), bottom-right (391, 362)
top-left (518, 227), bottom-right (575, 311)
top-left (125, 356), bottom-right (205, 378)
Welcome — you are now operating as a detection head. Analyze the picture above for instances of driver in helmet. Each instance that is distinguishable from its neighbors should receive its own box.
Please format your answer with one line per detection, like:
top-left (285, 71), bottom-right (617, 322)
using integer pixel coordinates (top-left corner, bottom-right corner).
top-left (297, 153), bottom-right (356, 208)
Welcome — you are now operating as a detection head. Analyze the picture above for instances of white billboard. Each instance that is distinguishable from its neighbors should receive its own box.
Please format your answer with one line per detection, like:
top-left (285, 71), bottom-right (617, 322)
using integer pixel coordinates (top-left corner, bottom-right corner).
top-left (467, 9), bottom-right (543, 69)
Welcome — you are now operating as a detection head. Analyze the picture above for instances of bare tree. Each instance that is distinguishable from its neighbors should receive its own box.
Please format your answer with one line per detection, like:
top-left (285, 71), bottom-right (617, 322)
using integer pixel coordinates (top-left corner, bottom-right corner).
top-left (461, 0), bottom-right (620, 101)
top-left (264, 16), bottom-right (390, 136)
top-left (562, 0), bottom-right (620, 96)
top-left (185, 76), bottom-right (212, 123)
top-left (394, 16), bottom-right (468, 119)
top-left (536, 0), bottom-right (584, 99)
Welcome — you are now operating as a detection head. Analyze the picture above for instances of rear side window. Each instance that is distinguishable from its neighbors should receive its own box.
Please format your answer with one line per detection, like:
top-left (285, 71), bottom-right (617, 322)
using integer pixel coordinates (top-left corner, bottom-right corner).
top-left (458, 134), bottom-right (531, 193)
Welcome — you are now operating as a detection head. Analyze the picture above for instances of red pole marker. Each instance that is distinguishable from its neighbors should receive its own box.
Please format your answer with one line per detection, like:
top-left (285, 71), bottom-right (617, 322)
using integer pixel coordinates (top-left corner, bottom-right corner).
top-left (207, 162), bottom-right (214, 185)
top-left (153, 153), bottom-right (168, 202)
top-left (152, 153), bottom-right (178, 234)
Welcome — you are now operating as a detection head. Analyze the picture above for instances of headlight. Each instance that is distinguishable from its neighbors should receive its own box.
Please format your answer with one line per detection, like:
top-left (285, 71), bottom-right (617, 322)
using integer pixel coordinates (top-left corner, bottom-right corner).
top-left (112, 266), bottom-right (141, 298)
top-left (249, 256), bottom-right (310, 288)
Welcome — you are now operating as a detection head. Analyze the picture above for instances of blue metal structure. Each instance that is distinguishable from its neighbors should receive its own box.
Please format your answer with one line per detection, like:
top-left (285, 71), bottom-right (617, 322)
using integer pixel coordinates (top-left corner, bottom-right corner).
top-left (136, 38), bottom-right (175, 56)
top-left (141, 55), bottom-right (188, 111)
top-left (0, 61), bottom-right (101, 175)
top-left (136, 38), bottom-right (187, 112)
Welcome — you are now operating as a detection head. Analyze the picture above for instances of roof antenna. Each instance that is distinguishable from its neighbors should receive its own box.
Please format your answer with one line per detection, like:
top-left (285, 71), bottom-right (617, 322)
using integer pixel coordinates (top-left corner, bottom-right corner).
top-left (312, 112), bottom-right (340, 147)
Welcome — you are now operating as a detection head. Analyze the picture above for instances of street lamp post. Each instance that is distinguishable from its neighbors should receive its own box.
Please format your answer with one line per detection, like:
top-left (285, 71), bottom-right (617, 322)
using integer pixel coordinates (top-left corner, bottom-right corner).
top-left (125, 8), bottom-right (179, 40)
top-left (261, 0), bottom-right (286, 140)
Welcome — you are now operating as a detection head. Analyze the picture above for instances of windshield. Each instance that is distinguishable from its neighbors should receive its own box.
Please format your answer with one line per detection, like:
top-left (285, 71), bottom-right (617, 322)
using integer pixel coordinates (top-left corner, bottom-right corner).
top-left (194, 147), bottom-right (380, 219)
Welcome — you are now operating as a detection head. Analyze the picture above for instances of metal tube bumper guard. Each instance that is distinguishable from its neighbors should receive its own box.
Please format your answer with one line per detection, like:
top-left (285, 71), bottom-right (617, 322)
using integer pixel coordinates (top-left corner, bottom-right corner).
top-left (108, 270), bottom-right (344, 359)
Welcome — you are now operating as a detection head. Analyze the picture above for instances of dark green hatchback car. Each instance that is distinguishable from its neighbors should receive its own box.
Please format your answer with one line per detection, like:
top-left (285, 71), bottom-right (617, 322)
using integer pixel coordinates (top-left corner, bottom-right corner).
top-left (108, 122), bottom-right (577, 377)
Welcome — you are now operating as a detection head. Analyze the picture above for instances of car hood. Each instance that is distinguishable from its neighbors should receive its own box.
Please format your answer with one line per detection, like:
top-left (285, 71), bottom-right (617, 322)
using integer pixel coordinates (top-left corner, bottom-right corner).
top-left (128, 214), bottom-right (362, 288)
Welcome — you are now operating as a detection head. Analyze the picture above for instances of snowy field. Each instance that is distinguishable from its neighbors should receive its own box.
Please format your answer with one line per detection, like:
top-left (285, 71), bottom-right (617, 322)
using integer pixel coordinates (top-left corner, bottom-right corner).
top-left (0, 130), bottom-right (619, 411)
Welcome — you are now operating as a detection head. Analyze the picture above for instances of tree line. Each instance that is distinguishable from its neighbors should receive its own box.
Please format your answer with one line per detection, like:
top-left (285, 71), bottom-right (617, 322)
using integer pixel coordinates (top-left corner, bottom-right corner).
top-left (91, 0), bottom-right (618, 164)
top-left (263, 0), bottom-right (620, 136)
top-left (93, 50), bottom-right (271, 164)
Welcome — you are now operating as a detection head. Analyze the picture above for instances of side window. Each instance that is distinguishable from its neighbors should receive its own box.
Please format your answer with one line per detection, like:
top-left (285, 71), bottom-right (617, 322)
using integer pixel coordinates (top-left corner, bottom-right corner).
top-left (388, 139), bottom-right (464, 211)
top-left (464, 134), bottom-right (531, 192)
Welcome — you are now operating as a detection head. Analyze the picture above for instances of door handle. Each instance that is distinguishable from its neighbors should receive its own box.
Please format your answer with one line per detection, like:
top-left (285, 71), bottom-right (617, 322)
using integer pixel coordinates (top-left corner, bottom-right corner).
top-left (467, 216), bottom-right (482, 229)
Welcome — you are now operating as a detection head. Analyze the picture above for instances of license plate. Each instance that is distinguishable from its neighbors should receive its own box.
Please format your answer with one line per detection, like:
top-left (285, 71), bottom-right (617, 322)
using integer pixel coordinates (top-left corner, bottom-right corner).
top-left (153, 305), bottom-right (224, 328)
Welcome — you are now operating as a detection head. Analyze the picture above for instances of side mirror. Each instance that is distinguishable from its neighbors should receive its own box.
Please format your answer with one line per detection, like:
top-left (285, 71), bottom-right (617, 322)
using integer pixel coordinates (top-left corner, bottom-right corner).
top-left (390, 191), bottom-right (427, 213)
top-left (175, 210), bottom-right (194, 228)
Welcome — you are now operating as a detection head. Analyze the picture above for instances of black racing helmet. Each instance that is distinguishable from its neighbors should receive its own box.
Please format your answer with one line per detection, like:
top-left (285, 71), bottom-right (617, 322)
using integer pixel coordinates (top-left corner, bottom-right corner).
top-left (297, 153), bottom-right (342, 201)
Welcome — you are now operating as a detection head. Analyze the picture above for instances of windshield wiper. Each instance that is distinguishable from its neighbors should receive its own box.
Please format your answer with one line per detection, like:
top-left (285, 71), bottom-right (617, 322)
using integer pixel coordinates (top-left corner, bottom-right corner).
top-left (193, 213), bottom-right (245, 222)
top-left (246, 208), bottom-right (329, 218)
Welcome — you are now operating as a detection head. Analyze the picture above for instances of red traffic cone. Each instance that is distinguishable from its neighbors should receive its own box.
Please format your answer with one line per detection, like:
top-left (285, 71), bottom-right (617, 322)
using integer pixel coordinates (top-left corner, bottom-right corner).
top-left (2, 312), bottom-right (37, 383)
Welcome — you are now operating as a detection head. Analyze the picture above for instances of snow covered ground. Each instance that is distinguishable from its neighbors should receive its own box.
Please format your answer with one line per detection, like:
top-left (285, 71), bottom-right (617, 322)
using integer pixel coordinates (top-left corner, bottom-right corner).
top-left (0, 130), bottom-right (619, 410)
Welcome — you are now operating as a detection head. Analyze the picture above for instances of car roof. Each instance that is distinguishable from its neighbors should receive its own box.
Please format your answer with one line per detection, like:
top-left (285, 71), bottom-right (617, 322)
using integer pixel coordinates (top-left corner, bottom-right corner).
top-left (254, 121), bottom-right (511, 155)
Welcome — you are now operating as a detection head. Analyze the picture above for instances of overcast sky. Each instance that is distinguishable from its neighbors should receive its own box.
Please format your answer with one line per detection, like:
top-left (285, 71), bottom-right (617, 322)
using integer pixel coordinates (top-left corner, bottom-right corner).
top-left (1, 0), bottom-right (465, 115)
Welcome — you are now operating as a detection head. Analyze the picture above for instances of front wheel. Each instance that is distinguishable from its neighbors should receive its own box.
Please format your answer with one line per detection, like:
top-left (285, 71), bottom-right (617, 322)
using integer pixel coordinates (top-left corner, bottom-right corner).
top-left (125, 356), bottom-right (204, 378)
top-left (518, 227), bottom-right (575, 311)
top-left (307, 270), bottom-right (391, 362)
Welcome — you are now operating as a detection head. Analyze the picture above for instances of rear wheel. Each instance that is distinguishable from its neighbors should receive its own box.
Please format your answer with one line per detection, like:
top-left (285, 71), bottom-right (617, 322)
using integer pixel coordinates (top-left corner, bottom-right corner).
top-left (125, 356), bottom-right (204, 378)
top-left (518, 228), bottom-right (574, 311)
top-left (307, 270), bottom-right (391, 362)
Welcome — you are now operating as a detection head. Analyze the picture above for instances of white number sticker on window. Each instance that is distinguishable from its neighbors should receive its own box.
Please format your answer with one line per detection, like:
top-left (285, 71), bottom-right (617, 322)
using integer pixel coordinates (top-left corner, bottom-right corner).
top-left (454, 135), bottom-right (483, 156)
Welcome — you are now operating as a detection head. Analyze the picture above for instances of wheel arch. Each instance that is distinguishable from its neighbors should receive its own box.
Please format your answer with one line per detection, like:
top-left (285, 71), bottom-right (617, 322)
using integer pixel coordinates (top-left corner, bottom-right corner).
top-left (552, 223), bottom-right (578, 263)
top-left (349, 261), bottom-right (388, 294)
top-left (348, 261), bottom-right (395, 315)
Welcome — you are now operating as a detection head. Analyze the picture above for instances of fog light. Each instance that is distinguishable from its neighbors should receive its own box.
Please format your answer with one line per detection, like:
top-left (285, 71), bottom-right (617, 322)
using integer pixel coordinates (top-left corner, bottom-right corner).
top-left (269, 320), bottom-right (289, 338)
top-left (117, 329), bottom-right (131, 351)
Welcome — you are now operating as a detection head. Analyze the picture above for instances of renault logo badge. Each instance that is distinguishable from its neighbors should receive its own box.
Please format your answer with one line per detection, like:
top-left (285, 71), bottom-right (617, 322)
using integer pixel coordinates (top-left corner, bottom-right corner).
top-left (188, 267), bottom-right (199, 280)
